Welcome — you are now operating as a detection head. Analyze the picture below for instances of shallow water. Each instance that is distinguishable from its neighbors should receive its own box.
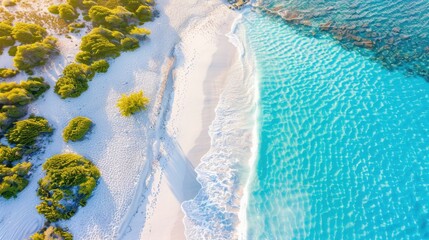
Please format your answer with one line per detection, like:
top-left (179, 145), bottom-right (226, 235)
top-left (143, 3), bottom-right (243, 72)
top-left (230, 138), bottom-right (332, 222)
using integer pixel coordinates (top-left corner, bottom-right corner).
top-left (258, 0), bottom-right (429, 81)
top-left (244, 10), bottom-right (429, 239)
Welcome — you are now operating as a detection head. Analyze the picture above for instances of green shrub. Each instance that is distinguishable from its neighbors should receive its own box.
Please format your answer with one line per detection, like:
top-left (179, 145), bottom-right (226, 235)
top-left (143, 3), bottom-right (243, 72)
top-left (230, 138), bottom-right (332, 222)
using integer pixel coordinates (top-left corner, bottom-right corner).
top-left (6, 116), bottom-right (52, 146)
top-left (91, 59), bottom-right (109, 73)
top-left (54, 63), bottom-right (94, 98)
top-left (121, 37), bottom-right (139, 51)
top-left (0, 162), bottom-right (32, 199)
top-left (69, 22), bottom-right (85, 32)
top-left (135, 5), bottom-right (152, 22)
top-left (77, 27), bottom-right (122, 63)
top-left (117, 91), bottom-right (150, 116)
top-left (0, 145), bottom-right (22, 164)
top-left (0, 68), bottom-right (19, 78)
top-left (0, 21), bottom-right (15, 50)
top-left (13, 36), bottom-right (58, 72)
top-left (11, 22), bottom-right (47, 44)
top-left (63, 116), bottom-right (93, 142)
top-left (36, 153), bottom-right (100, 222)
top-left (48, 5), bottom-right (59, 14)
top-left (2, 105), bottom-right (27, 118)
top-left (129, 26), bottom-right (151, 38)
top-left (58, 4), bottom-right (79, 22)
top-left (30, 226), bottom-right (73, 240)
top-left (8, 46), bottom-right (17, 56)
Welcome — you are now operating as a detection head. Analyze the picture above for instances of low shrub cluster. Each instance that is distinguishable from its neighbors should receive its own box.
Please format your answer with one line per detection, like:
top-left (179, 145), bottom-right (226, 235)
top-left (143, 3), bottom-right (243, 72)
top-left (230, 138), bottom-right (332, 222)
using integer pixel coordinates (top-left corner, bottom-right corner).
top-left (30, 226), bottom-right (73, 240)
top-left (0, 145), bottom-right (22, 164)
top-left (117, 91), bottom-right (149, 116)
top-left (6, 116), bottom-right (53, 146)
top-left (91, 59), bottom-right (109, 73)
top-left (36, 153), bottom-right (100, 222)
top-left (13, 36), bottom-right (58, 74)
top-left (54, 63), bottom-right (94, 98)
top-left (0, 162), bottom-right (32, 199)
top-left (0, 21), bottom-right (15, 51)
top-left (0, 21), bottom-right (59, 76)
top-left (49, 0), bottom-right (154, 98)
top-left (0, 68), bottom-right (19, 78)
top-left (0, 117), bottom-right (51, 199)
top-left (63, 116), bottom-right (93, 142)
top-left (11, 22), bottom-right (47, 44)
top-left (0, 78), bottom-right (50, 133)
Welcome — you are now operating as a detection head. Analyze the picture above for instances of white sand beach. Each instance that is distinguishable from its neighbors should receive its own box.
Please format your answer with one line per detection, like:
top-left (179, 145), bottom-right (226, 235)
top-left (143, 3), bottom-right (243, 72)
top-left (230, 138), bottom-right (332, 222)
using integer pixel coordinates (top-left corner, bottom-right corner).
top-left (0, 0), bottom-right (256, 239)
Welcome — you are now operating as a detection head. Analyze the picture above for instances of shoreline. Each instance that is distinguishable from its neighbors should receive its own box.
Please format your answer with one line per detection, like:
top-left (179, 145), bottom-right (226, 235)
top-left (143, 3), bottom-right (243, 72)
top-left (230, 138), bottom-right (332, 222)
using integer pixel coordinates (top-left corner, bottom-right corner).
top-left (0, 0), bottom-right (256, 239)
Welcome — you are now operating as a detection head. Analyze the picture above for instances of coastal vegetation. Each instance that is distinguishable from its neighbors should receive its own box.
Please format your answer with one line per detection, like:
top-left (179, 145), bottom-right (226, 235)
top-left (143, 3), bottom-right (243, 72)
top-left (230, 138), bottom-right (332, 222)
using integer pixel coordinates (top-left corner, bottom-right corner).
top-left (63, 116), bottom-right (93, 142)
top-left (49, 0), bottom-right (154, 98)
top-left (54, 63), bottom-right (95, 99)
top-left (0, 21), bottom-right (58, 75)
top-left (30, 226), bottom-right (73, 240)
top-left (0, 116), bottom-right (52, 199)
top-left (0, 161), bottom-right (32, 199)
top-left (0, 78), bottom-right (50, 134)
top-left (36, 153), bottom-right (100, 222)
top-left (117, 91), bottom-right (149, 116)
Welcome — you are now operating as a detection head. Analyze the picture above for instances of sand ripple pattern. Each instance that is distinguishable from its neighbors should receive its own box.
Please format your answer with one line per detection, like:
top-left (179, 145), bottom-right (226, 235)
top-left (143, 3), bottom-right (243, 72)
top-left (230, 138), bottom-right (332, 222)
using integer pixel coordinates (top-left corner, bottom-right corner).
top-left (244, 12), bottom-right (429, 240)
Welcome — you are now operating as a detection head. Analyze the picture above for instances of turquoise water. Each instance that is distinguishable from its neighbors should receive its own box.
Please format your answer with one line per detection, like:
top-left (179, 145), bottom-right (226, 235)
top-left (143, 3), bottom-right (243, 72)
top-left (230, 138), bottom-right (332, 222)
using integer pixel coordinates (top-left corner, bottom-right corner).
top-left (245, 11), bottom-right (429, 239)
top-left (258, 0), bottom-right (429, 81)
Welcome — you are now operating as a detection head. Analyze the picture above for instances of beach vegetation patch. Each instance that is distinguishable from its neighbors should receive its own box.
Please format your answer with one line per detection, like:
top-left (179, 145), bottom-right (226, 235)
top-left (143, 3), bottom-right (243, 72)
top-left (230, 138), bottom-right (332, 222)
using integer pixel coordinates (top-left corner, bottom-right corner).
top-left (0, 145), bottom-right (22, 164)
top-left (54, 63), bottom-right (95, 98)
top-left (11, 22), bottom-right (47, 44)
top-left (0, 162), bottom-right (32, 199)
top-left (63, 116), bottom-right (93, 142)
top-left (0, 79), bottom-right (50, 133)
top-left (36, 153), bottom-right (100, 222)
top-left (13, 36), bottom-right (58, 74)
top-left (117, 90), bottom-right (149, 117)
top-left (0, 68), bottom-right (19, 78)
top-left (58, 4), bottom-right (79, 22)
top-left (6, 116), bottom-right (53, 146)
top-left (30, 226), bottom-right (73, 240)
top-left (91, 59), bottom-right (110, 73)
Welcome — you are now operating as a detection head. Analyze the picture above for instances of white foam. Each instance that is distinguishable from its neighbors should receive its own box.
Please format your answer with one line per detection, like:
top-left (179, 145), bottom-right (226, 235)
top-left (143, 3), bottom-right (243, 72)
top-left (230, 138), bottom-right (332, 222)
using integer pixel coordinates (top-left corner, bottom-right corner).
top-left (181, 12), bottom-right (259, 239)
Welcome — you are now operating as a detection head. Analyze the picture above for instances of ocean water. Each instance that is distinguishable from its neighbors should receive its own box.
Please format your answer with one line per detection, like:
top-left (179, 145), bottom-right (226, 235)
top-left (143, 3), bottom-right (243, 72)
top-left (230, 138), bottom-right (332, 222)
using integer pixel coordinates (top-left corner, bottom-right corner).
top-left (244, 10), bottom-right (429, 240)
top-left (257, 0), bottom-right (429, 81)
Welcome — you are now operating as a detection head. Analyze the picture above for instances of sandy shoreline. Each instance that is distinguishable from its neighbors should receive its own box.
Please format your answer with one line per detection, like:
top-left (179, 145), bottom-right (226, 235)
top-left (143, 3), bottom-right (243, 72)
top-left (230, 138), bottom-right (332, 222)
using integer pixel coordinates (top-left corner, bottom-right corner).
top-left (0, 0), bottom-right (254, 239)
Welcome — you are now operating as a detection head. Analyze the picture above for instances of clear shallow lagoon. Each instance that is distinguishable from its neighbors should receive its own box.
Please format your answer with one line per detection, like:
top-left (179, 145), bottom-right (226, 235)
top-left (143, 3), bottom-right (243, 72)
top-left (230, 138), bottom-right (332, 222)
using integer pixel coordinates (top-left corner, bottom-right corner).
top-left (244, 10), bottom-right (429, 239)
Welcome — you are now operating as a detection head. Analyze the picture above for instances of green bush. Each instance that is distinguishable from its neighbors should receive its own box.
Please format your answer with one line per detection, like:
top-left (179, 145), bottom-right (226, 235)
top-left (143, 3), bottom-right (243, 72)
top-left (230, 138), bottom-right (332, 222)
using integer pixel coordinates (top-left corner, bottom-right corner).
top-left (30, 226), bottom-right (73, 240)
top-left (117, 91), bottom-right (150, 116)
top-left (8, 46), bottom-right (17, 56)
top-left (36, 153), bottom-right (100, 222)
top-left (13, 36), bottom-right (58, 72)
top-left (135, 5), bottom-right (152, 22)
top-left (48, 5), bottom-right (59, 14)
top-left (63, 116), bottom-right (93, 142)
top-left (68, 22), bottom-right (85, 33)
top-left (0, 79), bottom-right (49, 133)
top-left (121, 36), bottom-right (139, 51)
top-left (0, 145), bottom-right (22, 164)
top-left (0, 68), bottom-right (19, 78)
top-left (54, 63), bottom-right (94, 98)
top-left (0, 21), bottom-right (15, 49)
top-left (6, 116), bottom-right (52, 146)
top-left (58, 4), bottom-right (79, 22)
top-left (77, 27), bottom-right (122, 63)
top-left (0, 162), bottom-right (32, 199)
top-left (11, 22), bottom-right (47, 44)
top-left (91, 59), bottom-right (109, 73)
